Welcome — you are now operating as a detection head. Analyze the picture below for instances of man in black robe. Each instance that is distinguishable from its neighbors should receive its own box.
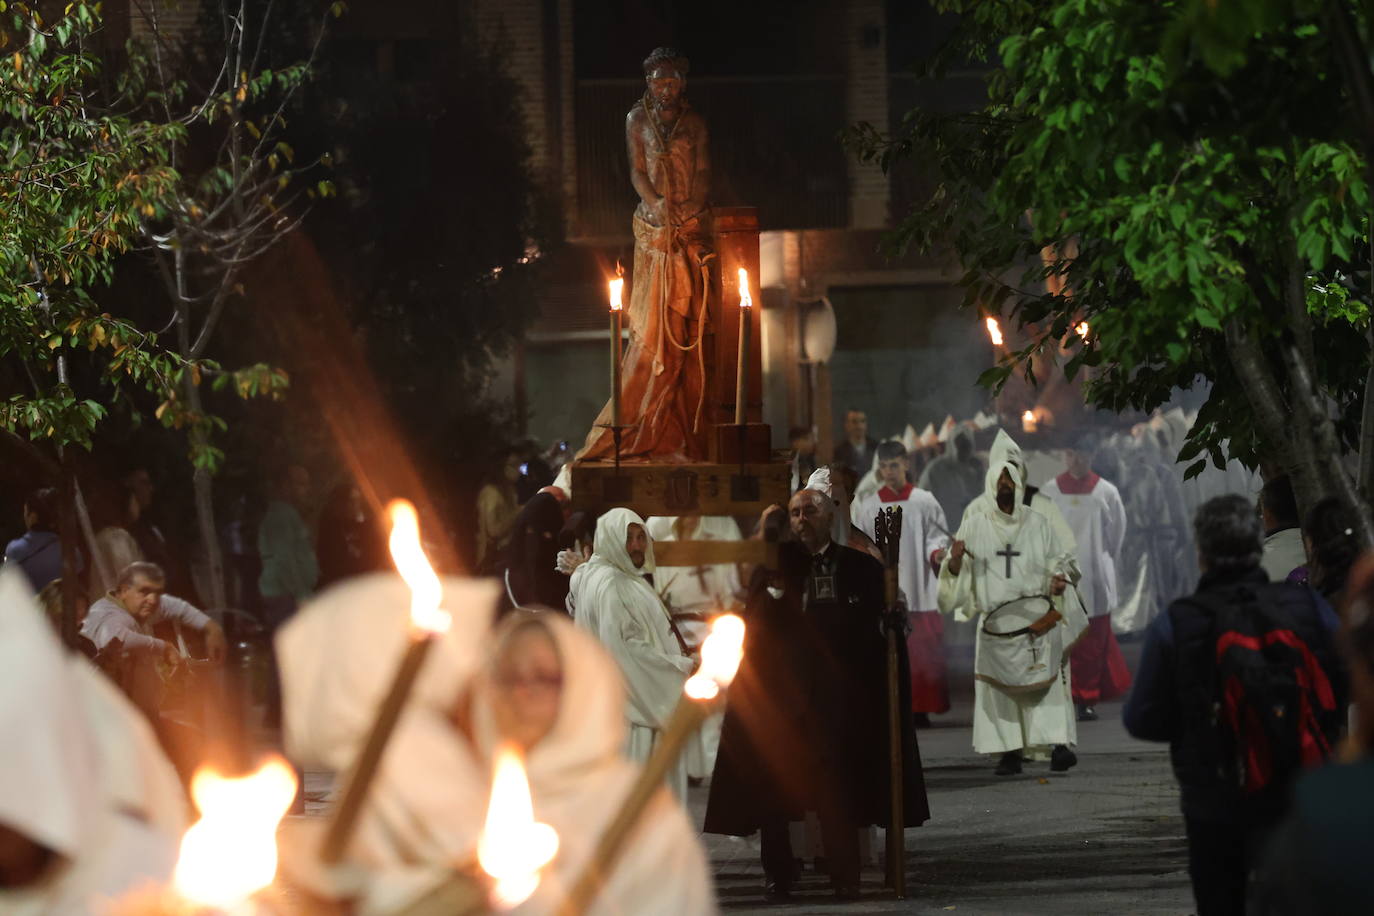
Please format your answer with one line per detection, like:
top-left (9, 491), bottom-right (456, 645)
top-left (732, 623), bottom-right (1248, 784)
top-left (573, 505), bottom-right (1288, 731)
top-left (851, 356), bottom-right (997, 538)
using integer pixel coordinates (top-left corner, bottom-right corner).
top-left (705, 488), bottom-right (929, 902)
top-left (501, 485), bottom-right (571, 612)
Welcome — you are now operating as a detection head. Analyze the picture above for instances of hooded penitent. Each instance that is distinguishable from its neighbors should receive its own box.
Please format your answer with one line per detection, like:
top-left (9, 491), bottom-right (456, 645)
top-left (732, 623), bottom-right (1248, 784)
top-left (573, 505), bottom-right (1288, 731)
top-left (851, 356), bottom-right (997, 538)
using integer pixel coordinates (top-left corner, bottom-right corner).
top-left (0, 568), bottom-right (185, 916)
top-left (937, 462), bottom-right (1085, 755)
top-left (470, 613), bottom-right (716, 914)
top-left (275, 573), bottom-right (500, 871)
top-left (569, 508), bottom-right (694, 798)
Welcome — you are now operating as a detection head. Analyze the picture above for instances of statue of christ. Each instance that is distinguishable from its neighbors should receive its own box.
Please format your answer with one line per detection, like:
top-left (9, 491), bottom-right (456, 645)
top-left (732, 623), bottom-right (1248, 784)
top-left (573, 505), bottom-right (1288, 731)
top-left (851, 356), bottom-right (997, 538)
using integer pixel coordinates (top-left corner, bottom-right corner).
top-left (580, 47), bottom-right (715, 462)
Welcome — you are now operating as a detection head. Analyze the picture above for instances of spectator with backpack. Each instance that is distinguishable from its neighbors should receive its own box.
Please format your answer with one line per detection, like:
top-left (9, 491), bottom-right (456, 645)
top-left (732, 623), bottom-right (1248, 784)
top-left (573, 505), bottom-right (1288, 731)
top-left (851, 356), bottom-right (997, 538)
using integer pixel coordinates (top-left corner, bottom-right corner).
top-left (1123, 494), bottom-right (1346, 916)
top-left (1252, 550), bottom-right (1374, 915)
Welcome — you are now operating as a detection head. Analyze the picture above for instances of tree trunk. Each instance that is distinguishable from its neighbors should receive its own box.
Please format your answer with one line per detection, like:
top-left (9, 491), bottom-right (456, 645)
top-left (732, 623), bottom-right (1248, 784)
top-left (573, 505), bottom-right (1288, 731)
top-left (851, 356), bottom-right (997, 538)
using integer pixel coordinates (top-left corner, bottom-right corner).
top-left (175, 248), bottom-right (229, 611)
top-left (58, 448), bottom-right (81, 648)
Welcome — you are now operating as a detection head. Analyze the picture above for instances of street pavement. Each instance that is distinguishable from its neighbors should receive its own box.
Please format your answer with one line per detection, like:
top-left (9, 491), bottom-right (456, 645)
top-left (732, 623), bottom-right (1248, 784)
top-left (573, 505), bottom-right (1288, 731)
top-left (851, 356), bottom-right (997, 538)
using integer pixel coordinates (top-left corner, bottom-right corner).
top-left (697, 643), bottom-right (1195, 915)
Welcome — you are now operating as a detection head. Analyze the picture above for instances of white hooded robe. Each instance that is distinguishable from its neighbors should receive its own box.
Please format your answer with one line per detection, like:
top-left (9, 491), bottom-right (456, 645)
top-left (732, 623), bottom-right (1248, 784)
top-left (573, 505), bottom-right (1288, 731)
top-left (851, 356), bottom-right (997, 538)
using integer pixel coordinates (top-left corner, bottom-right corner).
top-left (569, 508), bottom-right (695, 800)
top-left (471, 614), bottom-right (717, 915)
top-left (0, 569), bottom-right (185, 916)
top-left (938, 463), bottom-right (1082, 755)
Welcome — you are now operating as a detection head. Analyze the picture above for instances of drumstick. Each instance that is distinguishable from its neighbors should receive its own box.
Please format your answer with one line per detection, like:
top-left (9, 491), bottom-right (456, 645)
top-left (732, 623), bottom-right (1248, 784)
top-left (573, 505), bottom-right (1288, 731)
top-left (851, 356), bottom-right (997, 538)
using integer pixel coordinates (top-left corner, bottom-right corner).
top-left (930, 520), bottom-right (975, 560)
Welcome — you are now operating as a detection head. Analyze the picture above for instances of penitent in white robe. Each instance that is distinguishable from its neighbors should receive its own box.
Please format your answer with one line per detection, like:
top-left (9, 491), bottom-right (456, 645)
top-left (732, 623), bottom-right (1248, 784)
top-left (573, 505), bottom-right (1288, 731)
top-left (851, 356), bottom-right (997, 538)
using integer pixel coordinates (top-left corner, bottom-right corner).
top-left (1041, 473), bottom-right (1127, 617)
top-left (472, 614), bottom-right (717, 915)
top-left (939, 462), bottom-right (1082, 755)
top-left (571, 508), bottom-right (695, 800)
top-left (0, 569), bottom-right (186, 916)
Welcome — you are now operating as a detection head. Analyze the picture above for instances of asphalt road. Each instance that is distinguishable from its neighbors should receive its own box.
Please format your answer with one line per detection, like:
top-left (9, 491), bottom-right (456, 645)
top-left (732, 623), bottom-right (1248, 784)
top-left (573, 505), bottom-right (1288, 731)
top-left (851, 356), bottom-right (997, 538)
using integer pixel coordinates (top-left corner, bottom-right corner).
top-left (696, 643), bottom-right (1196, 915)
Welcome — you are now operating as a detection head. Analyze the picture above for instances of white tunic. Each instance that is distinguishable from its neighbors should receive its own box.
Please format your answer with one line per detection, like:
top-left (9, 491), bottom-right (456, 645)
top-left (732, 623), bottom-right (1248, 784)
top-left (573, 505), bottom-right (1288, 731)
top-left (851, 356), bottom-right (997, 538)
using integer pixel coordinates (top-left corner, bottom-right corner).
top-left (939, 462), bottom-right (1081, 754)
top-left (571, 508), bottom-right (694, 800)
top-left (1041, 474), bottom-right (1127, 617)
top-left (853, 484), bottom-right (950, 611)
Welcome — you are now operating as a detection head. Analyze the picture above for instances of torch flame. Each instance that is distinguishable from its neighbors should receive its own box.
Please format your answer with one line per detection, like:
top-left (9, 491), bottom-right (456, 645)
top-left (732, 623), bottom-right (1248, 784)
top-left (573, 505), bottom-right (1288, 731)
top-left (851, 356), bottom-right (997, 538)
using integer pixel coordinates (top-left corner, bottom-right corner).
top-left (685, 614), bottom-right (746, 700)
top-left (477, 745), bottom-right (559, 909)
top-left (737, 268), bottom-right (753, 309)
top-left (609, 277), bottom-right (624, 312)
top-left (1075, 321), bottom-right (1090, 339)
top-left (172, 757), bottom-right (297, 910)
top-left (388, 499), bottom-right (450, 634)
top-left (985, 317), bottom-right (1004, 347)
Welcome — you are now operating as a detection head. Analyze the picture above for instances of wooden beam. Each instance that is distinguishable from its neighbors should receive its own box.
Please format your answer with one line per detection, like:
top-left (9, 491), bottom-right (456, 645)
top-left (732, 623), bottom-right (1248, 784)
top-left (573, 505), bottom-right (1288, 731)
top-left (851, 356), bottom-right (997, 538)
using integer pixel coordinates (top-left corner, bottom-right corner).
top-left (654, 539), bottom-right (776, 567)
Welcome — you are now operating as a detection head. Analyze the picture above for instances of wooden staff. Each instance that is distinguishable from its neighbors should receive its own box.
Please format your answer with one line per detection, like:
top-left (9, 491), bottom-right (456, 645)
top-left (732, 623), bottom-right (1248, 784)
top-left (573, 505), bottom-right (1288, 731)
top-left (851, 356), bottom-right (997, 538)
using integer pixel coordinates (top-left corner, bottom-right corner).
top-left (874, 505), bottom-right (906, 898)
top-left (320, 632), bottom-right (436, 864)
top-left (558, 698), bottom-right (711, 916)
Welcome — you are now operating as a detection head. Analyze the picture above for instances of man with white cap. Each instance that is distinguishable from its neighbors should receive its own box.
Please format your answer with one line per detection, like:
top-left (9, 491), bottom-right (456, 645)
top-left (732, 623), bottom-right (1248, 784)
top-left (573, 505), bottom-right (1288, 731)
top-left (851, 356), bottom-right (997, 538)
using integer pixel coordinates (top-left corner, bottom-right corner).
top-left (569, 507), bottom-right (695, 799)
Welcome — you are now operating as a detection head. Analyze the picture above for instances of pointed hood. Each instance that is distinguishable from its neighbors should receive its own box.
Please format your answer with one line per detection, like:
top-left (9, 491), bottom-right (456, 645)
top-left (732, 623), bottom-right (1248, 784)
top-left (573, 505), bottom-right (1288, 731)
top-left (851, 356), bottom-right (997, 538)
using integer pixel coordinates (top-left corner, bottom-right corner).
top-left (918, 422), bottom-right (938, 448)
top-left (591, 507), bottom-right (656, 578)
top-left (902, 424), bottom-right (920, 452)
top-left (989, 428), bottom-right (1028, 482)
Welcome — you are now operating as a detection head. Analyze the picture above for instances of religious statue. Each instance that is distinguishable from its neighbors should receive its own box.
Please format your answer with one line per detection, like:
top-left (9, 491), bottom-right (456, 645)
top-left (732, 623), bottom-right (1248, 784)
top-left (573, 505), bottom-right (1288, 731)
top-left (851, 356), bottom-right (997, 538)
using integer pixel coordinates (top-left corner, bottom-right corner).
top-left (580, 47), bottom-right (715, 462)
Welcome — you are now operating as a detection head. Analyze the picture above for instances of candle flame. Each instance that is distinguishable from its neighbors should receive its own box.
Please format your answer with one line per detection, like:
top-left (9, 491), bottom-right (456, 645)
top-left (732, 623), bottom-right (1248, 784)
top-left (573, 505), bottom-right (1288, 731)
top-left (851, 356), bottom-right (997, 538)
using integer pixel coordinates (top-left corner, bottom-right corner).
top-left (172, 757), bottom-right (297, 910)
top-left (1021, 409), bottom-right (1039, 434)
top-left (388, 499), bottom-right (449, 634)
top-left (1075, 321), bottom-right (1090, 339)
top-left (985, 317), bottom-right (1004, 347)
top-left (477, 744), bottom-right (559, 909)
top-left (737, 268), bottom-right (753, 309)
top-left (609, 277), bottom-right (624, 312)
top-left (685, 614), bottom-right (746, 700)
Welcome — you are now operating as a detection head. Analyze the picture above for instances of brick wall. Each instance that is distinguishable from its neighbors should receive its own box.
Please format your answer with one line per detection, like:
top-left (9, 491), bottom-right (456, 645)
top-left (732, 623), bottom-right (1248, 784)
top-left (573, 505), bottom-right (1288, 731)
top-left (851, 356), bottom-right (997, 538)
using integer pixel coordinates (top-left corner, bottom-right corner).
top-left (473, 0), bottom-right (551, 181)
top-left (845, 0), bottom-right (890, 229)
top-left (128, 0), bottom-right (201, 43)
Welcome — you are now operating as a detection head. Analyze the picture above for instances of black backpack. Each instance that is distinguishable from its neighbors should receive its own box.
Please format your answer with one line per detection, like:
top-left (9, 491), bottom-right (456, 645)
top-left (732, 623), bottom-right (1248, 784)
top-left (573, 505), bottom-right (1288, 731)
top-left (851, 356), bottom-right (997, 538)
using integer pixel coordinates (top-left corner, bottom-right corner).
top-left (1187, 584), bottom-right (1341, 795)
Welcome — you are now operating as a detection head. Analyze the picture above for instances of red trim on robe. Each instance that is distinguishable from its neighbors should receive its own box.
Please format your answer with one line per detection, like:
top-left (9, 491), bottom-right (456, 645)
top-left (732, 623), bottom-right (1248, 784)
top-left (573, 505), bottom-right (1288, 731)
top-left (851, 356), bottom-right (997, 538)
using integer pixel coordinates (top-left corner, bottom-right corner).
top-left (879, 483), bottom-right (915, 503)
top-left (1054, 471), bottom-right (1101, 495)
top-left (908, 610), bottom-right (950, 714)
top-left (1069, 616), bottom-right (1133, 704)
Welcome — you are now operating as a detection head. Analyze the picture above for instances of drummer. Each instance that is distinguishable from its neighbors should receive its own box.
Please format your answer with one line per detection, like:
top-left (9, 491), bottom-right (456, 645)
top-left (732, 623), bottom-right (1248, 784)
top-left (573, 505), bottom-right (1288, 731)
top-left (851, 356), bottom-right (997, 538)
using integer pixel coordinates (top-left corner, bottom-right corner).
top-left (937, 461), bottom-right (1087, 776)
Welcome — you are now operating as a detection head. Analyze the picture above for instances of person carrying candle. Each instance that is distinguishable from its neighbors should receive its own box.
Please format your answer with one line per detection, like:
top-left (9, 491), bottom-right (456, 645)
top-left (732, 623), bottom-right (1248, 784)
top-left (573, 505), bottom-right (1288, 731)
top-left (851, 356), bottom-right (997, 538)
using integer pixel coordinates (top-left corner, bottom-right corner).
top-left (0, 568), bottom-right (187, 915)
top-left (704, 489), bottom-right (930, 903)
top-left (469, 612), bottom-right (715, 914)
top-left (566, 508), bottom-right (695, 800)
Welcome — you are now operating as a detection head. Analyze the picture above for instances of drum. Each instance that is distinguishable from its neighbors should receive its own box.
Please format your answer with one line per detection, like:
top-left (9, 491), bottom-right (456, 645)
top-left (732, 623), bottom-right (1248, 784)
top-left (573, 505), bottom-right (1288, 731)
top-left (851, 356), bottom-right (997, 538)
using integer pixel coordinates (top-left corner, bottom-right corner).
top-left (976, 594), bottom-right (1064, 693)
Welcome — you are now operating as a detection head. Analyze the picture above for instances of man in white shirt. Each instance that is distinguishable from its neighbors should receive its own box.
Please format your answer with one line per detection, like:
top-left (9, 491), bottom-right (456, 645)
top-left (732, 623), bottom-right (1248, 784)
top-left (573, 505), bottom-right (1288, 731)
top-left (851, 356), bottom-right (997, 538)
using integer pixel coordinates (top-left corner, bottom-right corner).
top-left (82, 561), bottom-right (226, 665)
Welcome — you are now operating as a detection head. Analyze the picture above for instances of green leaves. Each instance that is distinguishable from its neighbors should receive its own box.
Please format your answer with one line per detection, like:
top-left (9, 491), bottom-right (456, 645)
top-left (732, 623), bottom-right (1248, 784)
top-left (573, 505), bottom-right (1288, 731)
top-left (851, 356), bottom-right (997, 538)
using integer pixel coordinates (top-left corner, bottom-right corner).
top-left (863, 0), bottom-right (1374, 470)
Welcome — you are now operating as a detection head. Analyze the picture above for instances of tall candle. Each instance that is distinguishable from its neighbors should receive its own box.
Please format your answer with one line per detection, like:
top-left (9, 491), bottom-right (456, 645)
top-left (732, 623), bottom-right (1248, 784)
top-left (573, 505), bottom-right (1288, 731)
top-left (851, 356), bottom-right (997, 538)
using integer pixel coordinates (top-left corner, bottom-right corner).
top-left (321, 501), bottom-right (450, 864)
top-left (734, 268), bottom-right (752, 426)
top-left (609, 277), bottom-right (624, 428)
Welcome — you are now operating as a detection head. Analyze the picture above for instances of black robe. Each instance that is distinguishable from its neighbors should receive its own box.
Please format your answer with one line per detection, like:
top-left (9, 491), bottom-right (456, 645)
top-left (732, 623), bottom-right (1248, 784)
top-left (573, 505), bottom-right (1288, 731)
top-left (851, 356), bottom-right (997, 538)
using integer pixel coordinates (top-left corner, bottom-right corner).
top-left (704, 539), bottom-right (930, 835)
top-left (501, 492), bottom-right (569, 612)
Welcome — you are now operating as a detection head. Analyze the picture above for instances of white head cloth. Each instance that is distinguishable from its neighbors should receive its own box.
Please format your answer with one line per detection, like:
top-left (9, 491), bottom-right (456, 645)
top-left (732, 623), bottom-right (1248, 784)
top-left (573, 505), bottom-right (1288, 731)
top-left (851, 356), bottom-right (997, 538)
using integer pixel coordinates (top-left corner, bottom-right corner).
top-left (591, 507), bottom-right (657, 577)
top-left (806, 466), bottom-right (852, 545)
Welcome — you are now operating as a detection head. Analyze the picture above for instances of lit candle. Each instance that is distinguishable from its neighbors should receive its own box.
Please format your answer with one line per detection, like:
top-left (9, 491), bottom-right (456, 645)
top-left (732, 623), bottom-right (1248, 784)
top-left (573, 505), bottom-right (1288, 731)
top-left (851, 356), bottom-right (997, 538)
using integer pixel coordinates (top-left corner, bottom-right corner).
top-left (1075, 321), bottom-right (1090, 340)
top-left (985, 316), bottom-right (1004, 348)
top-left (478, 745), bottom-right (560, 908)
top-left (173, 757), bottom-right (298, 913)
top-left (559, 615), bottom-right (746, 916)
top-left (609, 274), bottom-right (624, 429)
top-left (1022, 409), bottom-right (1038, 434)
top-left (321, 500), bottom-right (450, 864)
top-left (734, 268), bottom-right (753, 426)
